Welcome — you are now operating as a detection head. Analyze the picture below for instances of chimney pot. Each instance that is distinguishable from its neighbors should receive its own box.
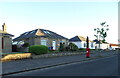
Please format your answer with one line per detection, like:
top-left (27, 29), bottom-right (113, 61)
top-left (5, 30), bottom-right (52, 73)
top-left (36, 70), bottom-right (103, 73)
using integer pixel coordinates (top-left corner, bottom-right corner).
top-left (2, 23), bottom-right (6, 32)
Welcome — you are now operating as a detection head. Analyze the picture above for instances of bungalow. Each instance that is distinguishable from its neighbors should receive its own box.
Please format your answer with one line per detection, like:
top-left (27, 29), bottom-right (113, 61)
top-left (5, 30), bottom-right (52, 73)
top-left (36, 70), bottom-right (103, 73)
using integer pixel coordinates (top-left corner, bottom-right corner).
top-left (109, 43), bottom-right (119, 50)
top-left (13, 28), bottom-right (68, 51)
top-left (93, 39), bottom-right (110, 50)
top-left (0, 23), bottom-right (14, 52)
top-left (69, 36), bottom-right (95, 49)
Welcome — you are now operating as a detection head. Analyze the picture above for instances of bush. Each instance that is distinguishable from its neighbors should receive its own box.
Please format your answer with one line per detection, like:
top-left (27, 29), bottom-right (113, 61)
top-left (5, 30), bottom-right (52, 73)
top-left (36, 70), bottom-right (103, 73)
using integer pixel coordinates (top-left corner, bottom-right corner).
top-left (69, 43), bottom-right (78, 51)
top-left (29, 45), bottom-right (48, 55)
top-left (48, 50), bottom-right (59, 53)
top-left (59, 43), bottom-right (65, 52)
top-left (90, 49), bottom-right (96, 51)
top-left (78, 48), bottom-right (86, 51)
top-left (65, 46), bottom-right (70, 51)
top-left (22, 43), bottom-right (30, 47)
top-left (12, 45), bottom-right (18, 52)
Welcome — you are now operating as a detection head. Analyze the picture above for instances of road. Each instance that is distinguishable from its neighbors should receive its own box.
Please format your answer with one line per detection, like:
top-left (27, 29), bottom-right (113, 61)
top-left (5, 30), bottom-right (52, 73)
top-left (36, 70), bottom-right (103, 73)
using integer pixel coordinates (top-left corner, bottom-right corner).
top-left (6, 55), bottom-right (118, 76)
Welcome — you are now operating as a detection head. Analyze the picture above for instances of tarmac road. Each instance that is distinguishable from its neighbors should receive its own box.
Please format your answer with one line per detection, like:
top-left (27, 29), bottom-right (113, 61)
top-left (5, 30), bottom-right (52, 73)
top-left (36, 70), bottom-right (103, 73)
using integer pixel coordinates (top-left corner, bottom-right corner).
top-left (7, 55), bottom-right (118, 76)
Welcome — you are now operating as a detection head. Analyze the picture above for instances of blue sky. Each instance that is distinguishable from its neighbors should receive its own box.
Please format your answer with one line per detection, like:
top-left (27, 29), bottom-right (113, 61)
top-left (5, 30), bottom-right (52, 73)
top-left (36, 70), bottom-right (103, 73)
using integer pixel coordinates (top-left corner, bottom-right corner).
top-left (0, 1), bottom-right (118, 44)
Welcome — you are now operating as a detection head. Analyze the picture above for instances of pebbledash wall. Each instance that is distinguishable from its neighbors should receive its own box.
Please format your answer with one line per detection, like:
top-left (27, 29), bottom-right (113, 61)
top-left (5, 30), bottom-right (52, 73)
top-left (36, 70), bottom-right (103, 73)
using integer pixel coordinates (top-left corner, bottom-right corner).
top-left (23, 37), bottom-right (68, 50)
top-left (0, 34), bottom-right (13, 52)
top-left (34, 38), bottom-right (67, 50)
top-left (3, 36), bottom-right (12, 52)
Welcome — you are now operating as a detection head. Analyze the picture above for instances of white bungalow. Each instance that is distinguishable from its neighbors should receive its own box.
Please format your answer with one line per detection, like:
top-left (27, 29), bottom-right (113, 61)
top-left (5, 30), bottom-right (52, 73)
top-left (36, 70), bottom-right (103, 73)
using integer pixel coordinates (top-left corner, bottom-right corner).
top-left (69, 36), bottom-right (95, 49)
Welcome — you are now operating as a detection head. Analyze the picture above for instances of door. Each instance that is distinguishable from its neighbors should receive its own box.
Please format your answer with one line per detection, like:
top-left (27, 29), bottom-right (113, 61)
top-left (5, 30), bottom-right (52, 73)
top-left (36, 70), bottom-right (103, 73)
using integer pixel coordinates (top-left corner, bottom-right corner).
top-left (52, 41), bottom-right (56, 50)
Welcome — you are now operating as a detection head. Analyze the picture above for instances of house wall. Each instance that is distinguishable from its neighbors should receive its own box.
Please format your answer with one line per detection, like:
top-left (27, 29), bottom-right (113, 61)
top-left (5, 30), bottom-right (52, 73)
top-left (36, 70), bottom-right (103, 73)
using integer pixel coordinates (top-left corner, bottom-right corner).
top-left (89, 42), bottom-right (96, 49)
top-left (56, 39), bottom-right (68, 50)
top-left (17, 37), bottom-right (68, 51)
top-left (34, 38), bottom-right (68, 50)
top-left (24, 38), bottom-right (35, 46)
top-left (70, 41), bottom-right (85, 48)
top-left (70, 41), bottom-right (110, 50)
top-left (70, 41), bottom-right (96, 49)
top-left (0, 36), bottom-right (2, 52)
top-left (111, 46), bottom-right (118, 50)
top-left (46, 38), bottom-right (68, 50)
top-left (2, 36), bottom-right (12, 52)
top-left (101, 43), bottom-right (110, 49)
top-left (71, 42), bottom-right (82, 48)
top-left (94, 44), bottom-right (101, 49)
top-left (93, 43), bottom-right (110, 49)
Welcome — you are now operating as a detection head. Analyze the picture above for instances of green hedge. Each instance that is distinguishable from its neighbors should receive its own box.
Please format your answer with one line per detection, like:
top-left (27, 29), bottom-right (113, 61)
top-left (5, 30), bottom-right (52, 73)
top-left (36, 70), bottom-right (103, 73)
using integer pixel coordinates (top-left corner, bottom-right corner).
top-left (69, 43), bottom-right (78, 51)
top-left (29, 45), bottom-right (48, 55)
top-left (78, 48), bottom-right (86, 51)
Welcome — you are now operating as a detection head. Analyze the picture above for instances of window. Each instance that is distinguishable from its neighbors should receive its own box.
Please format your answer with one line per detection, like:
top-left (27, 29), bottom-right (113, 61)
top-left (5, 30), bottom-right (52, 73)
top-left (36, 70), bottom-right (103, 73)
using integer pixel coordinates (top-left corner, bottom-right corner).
top-left (18, 41), bottom-right (24, 45)
top-left (43, 31), bottom-right (51, 34)
top-left (91, 43), bottom-right (93, 48)
top-left (59, 40), bottom-right (65, 44)
top-left (41, 40), bottom-right (47, 46)
top-left (84, 43), bottom-right (86, 47)
top-left (12, 41), bottom-right (18, 45)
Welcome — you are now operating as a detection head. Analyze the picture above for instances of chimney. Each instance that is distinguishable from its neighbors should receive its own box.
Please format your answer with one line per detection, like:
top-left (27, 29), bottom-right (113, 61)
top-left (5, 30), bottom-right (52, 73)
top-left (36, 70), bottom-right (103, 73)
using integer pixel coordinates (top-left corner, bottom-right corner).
top-left (2, 23), bottom-right (6, 32)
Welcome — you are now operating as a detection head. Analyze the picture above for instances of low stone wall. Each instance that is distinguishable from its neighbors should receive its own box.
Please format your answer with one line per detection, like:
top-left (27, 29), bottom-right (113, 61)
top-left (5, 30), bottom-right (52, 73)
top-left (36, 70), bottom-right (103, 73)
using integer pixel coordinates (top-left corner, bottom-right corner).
top-left (0, 51), bottom-right (95, 62)
top-left (0, 53), bottom-right (32, 62)
top-left (32, 52), bottom-right (85, 59)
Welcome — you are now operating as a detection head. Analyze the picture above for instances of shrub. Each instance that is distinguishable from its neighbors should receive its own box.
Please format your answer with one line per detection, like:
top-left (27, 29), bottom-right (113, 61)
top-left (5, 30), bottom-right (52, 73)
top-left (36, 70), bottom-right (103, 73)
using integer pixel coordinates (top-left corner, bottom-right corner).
top-left (12, 45), bottom-right (18, 52)
top-left (69, 43), bottom-right (78, 51)
top-left (29, 45), bottom-right (48, 55)
top-left (59, 43), bottom-right (65, 52)
top-left (90, 49), bottom-right (96, 51)
top-left (48, 50), bottom-right (59, 53)
top-left (65, 46), bottom-right (70, 51)
top-left (78, 48), bottom-right (86, 51)
top-left (22, 43), bottom-right (30, 47)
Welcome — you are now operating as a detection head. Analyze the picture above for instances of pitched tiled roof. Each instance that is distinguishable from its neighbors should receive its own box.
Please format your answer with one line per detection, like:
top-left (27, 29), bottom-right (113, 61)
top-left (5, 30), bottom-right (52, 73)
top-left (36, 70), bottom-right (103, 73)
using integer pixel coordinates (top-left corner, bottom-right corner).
top-left (13, 29), bottom-right (68, 41)
top-left (78, 36), bottom-right (86, 41)
top-left (93, 39), bottom-right (102, 44)
top-left (69, 35), bottom-right (92, 42)
top-left (69, 36), bottom-right (81, 42)
top-left (0, 30), bottom-right (7, 34)
top-left (0, 30), bottom-right (14, 37)
top-left (110, 44), bottom-right (119, 46)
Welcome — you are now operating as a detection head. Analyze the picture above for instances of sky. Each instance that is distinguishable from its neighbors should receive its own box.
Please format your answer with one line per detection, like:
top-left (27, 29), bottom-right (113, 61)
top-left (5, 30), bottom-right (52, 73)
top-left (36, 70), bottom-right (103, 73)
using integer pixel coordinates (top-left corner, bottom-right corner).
top-left (0, 0), bottom-right (119, 44)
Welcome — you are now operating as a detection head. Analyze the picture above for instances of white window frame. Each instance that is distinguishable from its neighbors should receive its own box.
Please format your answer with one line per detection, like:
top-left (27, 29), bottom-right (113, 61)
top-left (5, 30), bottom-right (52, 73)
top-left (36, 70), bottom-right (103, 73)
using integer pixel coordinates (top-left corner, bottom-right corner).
top-left (41, 40), bottom-right (47, 46)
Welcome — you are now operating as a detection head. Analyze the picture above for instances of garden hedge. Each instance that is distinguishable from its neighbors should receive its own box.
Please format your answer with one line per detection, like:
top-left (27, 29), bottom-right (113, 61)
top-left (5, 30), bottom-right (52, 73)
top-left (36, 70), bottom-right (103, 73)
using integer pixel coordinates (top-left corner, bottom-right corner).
top-left (29, 45), bottom-right (48, 55)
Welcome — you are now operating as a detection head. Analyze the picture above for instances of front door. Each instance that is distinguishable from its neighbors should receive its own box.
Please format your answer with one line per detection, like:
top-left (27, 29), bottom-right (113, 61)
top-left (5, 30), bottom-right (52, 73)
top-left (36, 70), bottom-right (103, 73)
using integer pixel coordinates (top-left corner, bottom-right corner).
top-left (52, 41), bottom-right (56, 50)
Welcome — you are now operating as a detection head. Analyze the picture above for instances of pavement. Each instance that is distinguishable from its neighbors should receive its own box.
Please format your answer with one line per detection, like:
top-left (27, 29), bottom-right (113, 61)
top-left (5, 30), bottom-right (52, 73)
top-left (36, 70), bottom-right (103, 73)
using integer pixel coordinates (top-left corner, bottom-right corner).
top-left (1, 50), bottom-right (118, 76)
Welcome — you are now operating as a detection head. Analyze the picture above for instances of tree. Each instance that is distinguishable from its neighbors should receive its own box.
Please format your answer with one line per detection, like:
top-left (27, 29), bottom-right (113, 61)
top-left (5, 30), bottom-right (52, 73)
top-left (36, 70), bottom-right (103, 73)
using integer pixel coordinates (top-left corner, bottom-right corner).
top-left (94, 22), bottom-right (109, 43)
